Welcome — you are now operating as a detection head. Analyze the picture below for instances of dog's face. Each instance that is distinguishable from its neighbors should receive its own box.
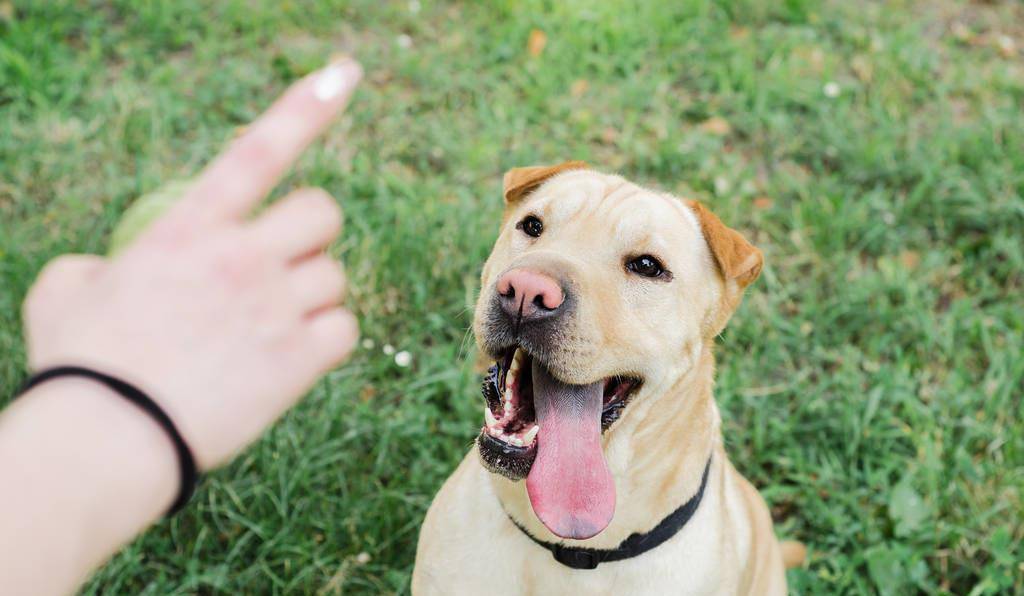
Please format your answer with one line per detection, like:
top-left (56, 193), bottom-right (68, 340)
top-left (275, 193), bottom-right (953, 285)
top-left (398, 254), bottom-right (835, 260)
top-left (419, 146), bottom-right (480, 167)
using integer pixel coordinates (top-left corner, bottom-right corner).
top-left (472, 162), bottom-right (762, 540)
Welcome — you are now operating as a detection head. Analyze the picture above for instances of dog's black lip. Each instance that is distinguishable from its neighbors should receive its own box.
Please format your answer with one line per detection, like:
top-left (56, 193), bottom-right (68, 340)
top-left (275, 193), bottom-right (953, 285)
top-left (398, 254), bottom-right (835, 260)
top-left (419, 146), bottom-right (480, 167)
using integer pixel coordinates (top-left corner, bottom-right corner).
top-left (480, 431), bottom-right (536, 456)
top-left (476, 431), bottom-right (537, 481)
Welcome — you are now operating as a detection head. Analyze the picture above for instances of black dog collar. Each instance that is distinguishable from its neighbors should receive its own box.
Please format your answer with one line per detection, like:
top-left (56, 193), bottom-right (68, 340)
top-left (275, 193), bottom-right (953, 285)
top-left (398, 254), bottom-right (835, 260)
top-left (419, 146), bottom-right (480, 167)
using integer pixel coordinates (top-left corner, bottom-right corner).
top-left (507, 456), bottom-right (712, 570)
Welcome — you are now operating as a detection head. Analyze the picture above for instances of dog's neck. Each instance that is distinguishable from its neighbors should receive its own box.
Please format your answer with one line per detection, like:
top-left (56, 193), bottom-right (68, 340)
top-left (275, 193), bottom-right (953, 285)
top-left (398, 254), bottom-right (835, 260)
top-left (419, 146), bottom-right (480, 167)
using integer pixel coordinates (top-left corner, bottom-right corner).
top-left (490, 343), bottom-right (721, 549)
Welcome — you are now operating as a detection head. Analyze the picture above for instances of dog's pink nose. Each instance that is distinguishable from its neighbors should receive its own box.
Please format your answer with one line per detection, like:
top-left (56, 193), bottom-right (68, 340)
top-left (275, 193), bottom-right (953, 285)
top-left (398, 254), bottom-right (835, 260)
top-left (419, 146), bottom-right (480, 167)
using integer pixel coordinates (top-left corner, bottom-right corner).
top-left (497, 269), bottom-right (565, 319)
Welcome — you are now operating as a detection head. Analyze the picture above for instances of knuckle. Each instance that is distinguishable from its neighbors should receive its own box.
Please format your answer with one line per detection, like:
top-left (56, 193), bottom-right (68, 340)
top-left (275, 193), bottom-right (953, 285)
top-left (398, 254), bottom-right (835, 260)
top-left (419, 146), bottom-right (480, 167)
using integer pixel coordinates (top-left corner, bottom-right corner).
top-left (32, 255), bottom-right (84, 294)
top-left (37, 255), bottom-right (75, 282)
top-left (327, 262), bottom-right (346, 295)
top-left (297, 188), bottom-right (341, 230)
top-left (25, 254), bottom-right (102, 318)
top-left (316, 256), bottom-right (344, 285)
top-left (319, 310), bottom-right (359, 345)
top-left (300, 257), bottom-right (341, 291)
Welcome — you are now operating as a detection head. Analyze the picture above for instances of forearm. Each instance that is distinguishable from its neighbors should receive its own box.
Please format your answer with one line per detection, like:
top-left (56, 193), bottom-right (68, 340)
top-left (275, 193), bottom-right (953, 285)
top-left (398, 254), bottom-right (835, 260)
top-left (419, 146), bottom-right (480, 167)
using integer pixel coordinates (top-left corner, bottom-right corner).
top-left (0, 378), bottom-right (178, 595)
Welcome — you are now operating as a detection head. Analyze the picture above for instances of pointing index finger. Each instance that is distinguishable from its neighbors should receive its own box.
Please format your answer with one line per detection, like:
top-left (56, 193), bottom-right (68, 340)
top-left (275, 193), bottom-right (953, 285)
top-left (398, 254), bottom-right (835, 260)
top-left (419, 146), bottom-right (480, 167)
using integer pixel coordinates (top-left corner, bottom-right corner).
top-left (181, 58), bottom-right (362, 224)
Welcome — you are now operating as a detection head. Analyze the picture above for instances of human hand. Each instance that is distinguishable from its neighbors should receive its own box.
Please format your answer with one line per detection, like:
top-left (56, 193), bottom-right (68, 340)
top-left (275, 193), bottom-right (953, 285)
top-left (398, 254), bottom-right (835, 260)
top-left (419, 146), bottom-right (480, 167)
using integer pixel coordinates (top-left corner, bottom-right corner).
top-left (21, 58), bottom-right (363, 470)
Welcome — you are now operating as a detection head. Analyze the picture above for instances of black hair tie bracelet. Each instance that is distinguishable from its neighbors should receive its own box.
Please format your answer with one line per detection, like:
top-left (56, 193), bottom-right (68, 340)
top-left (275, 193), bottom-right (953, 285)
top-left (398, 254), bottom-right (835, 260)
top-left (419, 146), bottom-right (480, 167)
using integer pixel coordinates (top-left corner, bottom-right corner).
top-left (18, 366), bottom-right (199, 516)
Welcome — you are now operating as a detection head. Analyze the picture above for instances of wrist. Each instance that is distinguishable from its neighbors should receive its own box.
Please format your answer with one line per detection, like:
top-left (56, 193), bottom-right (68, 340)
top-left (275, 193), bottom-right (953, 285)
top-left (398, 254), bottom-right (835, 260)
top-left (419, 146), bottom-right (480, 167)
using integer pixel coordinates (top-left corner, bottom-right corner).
top-left (0, 376), bottom-right (179, 583)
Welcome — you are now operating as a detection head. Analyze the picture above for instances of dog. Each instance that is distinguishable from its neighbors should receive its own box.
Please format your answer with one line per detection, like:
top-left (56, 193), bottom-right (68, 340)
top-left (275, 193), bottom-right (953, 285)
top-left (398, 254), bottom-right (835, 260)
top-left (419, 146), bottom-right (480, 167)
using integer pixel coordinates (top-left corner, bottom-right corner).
top-left (412, 162), bottom-right (804, 595)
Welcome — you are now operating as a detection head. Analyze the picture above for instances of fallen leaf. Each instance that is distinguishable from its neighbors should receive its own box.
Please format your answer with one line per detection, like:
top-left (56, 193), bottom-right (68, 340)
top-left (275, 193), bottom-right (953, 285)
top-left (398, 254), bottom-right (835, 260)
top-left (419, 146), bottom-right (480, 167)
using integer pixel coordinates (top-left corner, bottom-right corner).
top-left (753, 196), bottom-right (773, 209)
top-left (527, 29), bottom-right (547, 57)
top-left (699, 116), bottom-right (731, 136)
top-left (899, 250), bottom-right (920, 270)
top-left (570, 79), bottom-right (589, 97)
top-left (729, 26), bottom-right (749, 40)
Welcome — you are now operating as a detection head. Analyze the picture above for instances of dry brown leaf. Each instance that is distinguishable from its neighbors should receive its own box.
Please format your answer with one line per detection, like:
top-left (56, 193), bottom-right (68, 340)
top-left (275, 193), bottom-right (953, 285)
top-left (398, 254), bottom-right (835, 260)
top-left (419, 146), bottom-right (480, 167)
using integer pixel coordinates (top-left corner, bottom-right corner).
top-left (753, 196), bottom-right (773, 209)
top-left (699, 116), bottom-right (731, 136)
top-left (899, 250), bottom-right (921, 270)
top-left (729, 26), bottom-right (749, 40)
top-left (570, 79), bottom-right (589, 97)
top-left (527, 29), bottom-right (547, 57)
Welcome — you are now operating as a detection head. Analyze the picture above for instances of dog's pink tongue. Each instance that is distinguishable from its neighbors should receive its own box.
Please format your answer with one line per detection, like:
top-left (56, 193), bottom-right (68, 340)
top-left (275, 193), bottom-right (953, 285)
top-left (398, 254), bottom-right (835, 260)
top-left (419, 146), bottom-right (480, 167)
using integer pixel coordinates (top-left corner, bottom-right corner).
top-left (526, 361), bottom-right (615, 540)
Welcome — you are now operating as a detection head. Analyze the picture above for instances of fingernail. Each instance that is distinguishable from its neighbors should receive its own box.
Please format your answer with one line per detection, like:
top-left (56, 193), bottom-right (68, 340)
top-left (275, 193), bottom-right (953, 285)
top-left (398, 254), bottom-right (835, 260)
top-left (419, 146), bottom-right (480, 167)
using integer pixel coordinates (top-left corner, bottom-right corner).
top-left (313, 57), bottom-right (362, 102)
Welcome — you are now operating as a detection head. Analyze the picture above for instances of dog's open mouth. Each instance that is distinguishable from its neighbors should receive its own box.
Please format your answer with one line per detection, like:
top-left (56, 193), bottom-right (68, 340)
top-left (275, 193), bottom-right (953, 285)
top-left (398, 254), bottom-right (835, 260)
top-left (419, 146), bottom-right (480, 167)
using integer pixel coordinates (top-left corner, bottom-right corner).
top-left (480, 348), bottom-right (641, 451)
top-left (477, 346), bottom-right (641, 539)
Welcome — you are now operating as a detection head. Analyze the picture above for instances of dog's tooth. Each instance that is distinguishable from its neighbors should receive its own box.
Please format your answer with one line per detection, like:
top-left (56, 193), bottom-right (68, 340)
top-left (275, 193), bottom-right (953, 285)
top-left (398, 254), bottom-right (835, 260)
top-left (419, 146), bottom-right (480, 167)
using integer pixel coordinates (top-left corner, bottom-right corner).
top-left (523, 425), bottom-right (539, 444)
top-left (485, 407), bottom-right (498, 427)
top-left (509, 437), bottom-right (524, 447)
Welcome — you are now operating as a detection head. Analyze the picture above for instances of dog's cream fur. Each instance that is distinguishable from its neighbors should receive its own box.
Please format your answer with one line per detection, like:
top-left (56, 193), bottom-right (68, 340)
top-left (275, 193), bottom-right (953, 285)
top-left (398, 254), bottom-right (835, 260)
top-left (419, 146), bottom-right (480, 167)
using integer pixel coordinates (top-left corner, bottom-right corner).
top-left (413, 165), bottom-right (801, 595)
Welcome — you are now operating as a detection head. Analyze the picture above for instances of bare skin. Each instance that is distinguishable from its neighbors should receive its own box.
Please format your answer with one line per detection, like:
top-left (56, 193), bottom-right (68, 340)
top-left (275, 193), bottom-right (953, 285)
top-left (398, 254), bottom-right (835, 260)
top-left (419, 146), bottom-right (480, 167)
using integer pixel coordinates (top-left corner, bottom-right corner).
top-left (0, 58), bottom-right (362, 596)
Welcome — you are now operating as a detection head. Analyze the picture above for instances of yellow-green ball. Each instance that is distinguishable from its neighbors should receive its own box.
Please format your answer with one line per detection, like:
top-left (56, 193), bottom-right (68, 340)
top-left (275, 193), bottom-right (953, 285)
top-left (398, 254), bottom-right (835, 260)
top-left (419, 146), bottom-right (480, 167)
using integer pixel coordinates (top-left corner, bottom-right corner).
top-left (107, 180), bottom-right (192, 256)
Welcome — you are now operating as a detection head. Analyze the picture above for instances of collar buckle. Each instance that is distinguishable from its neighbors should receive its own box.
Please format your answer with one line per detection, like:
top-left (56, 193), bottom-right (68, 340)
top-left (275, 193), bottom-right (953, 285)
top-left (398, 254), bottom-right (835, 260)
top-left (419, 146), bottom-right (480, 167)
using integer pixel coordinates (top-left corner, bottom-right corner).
top-left (552, 545), bottom-right (601, 570)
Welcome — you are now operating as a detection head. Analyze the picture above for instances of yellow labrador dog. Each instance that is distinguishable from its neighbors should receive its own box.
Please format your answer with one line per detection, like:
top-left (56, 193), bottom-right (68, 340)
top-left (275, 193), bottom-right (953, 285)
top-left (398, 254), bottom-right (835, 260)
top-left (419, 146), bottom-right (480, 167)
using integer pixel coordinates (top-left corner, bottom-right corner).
top-left (413, 162), bottom-right (803, 595)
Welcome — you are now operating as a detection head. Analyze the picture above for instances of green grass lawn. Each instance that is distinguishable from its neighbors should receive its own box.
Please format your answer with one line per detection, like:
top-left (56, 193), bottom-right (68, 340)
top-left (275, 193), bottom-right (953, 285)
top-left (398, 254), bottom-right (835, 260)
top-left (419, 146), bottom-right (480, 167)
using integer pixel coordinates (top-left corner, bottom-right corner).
top-left (2, 0), bottom-right (1022, 593)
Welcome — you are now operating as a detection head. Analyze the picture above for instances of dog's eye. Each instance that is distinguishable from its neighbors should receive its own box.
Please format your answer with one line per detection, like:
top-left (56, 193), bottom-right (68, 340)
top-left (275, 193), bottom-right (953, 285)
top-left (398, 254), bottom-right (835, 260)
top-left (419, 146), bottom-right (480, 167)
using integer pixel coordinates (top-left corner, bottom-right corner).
top-left (517, 215), bottom-right (544, 238)
top-left (626, 255), bottom-right (668, 279)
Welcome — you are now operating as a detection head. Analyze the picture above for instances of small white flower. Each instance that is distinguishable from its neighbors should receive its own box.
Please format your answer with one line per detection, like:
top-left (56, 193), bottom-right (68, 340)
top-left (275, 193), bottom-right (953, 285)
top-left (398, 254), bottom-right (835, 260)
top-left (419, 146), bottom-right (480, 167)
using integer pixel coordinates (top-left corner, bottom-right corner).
top-left (383, 344), bottom-right (395, 355)
top-left (395, 351), bottom-right (413, 367)
top-left (713, 176), bottom-right (730, 196)
top-left (361, 338), bottom-right (375, 350)
top-left (355, 551), bottom-right (371, 565)
top-left (397, 34), bottom-right (413, 49)
top-left (408, 0), bottom-right (421, 14)
top-left (823, 82), bottom-right (841, 98)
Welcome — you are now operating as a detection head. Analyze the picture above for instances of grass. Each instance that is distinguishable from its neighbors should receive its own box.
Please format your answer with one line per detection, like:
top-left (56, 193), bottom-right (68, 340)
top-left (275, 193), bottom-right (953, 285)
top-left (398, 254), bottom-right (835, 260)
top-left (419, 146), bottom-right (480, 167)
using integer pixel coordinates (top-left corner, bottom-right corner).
top-left (1, 0), bottom-right (1022, 593)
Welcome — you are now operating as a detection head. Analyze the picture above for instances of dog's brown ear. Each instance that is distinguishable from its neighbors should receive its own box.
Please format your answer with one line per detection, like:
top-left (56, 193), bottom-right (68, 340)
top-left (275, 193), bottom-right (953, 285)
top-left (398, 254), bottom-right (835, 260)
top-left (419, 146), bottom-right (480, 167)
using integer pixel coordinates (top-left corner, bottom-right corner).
top-left (688, 200), bottom-right (763, 288)
top-left (503, 161), bottom-right (588, 204)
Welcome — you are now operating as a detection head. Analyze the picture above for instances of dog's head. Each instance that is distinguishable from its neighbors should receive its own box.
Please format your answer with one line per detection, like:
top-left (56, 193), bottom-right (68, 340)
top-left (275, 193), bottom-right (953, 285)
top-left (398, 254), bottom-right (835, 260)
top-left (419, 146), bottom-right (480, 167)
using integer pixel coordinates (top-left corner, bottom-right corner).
top-left (473, 162), bottom-right (762, 540)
